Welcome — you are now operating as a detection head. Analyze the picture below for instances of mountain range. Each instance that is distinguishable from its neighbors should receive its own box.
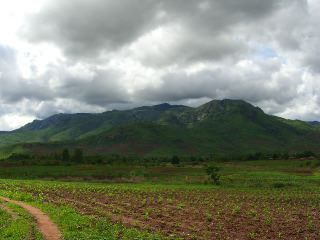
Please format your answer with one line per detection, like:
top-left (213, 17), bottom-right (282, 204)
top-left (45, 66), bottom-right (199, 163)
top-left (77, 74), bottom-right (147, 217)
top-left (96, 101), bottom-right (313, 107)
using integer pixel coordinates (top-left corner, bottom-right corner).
top-left (1, 99), bottom-right (320, 157)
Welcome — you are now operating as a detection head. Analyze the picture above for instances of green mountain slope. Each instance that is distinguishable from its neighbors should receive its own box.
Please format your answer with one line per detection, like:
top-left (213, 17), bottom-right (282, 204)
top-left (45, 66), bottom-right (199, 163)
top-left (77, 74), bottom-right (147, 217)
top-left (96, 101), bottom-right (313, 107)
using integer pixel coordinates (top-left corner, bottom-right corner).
top-left (0, 103), bottom-right (188, 147)
top-left (1, 99), bottom-right (320, 156)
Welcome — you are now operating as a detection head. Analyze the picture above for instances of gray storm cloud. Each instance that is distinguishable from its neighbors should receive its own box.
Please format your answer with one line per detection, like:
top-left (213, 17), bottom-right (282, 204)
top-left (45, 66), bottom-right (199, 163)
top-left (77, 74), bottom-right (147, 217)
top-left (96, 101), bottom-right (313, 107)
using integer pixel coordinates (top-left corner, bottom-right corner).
top-left (0, 0), bottom-right (320, 129)
top-left (135, 60), bottom-right (301, 105)
top-left (22, 0), bottom-right (285, 63)
top-left (0, 45), bottom-right (53, 103)
top-left (22, 0), bottom-right (162, 58)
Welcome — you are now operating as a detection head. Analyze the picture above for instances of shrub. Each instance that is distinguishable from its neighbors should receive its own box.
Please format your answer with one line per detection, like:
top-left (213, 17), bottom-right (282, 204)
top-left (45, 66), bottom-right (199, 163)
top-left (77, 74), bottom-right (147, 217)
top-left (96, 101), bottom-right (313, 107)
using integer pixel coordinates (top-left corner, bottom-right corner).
top-left (206, 165), bottom-right (221, 185)
top-left (171, 155), bottom-right (180, 165)
top-left (272, 182), bottom-right (286, 188)
top-left (72, 148), bottom-right (83, 163)
top-left (62, 149), bottom-right (70, 162)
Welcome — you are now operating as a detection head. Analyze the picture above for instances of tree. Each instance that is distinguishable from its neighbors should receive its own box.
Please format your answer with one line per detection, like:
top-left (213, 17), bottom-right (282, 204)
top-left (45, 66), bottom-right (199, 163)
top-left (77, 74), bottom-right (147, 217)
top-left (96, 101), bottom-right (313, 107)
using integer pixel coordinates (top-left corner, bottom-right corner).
top-left (282, 152), bottom-right (290, 160)
top-left (62, 149), bottom-right (70, 162)
top-left (206, 165), bottom-right (221, 185)
top-left (73, 148), bottom-right (83, 163)
top-left (54, 152), bottom-right (60, 161)
top-left (316, 159), bottom-right (320, 167)
top-left (171, 155), bottom-right (180, 165)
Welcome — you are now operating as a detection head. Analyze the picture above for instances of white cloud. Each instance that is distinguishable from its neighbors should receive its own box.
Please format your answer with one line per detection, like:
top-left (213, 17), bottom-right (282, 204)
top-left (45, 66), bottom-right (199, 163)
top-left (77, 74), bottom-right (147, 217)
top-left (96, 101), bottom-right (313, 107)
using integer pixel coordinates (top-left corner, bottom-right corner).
top-left (0, 0), bottom-right (320, 130)
top-left (0, 114), bottom-right (34, 131)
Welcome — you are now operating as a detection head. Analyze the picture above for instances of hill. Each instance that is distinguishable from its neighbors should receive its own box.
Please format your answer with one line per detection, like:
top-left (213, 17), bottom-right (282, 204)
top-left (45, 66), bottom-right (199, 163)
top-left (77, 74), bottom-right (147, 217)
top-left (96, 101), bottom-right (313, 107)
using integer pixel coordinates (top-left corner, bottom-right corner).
top-left (1, 99), bottom-right (320, 157)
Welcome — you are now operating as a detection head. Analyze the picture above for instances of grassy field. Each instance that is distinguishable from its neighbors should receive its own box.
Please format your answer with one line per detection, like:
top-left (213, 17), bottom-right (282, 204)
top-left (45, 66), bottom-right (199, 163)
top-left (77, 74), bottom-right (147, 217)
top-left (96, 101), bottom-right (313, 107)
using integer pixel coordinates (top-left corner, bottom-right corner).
top-left (0, 159), bottom-right (319, 239)
top-left (0, 199), bottom-right (42, 239)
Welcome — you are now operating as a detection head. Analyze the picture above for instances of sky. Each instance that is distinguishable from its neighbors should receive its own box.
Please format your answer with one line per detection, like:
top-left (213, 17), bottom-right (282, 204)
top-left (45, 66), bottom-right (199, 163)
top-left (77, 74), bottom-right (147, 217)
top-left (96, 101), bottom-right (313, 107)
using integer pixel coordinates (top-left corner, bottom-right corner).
top-left (0, 0), bottom-right (319, 130)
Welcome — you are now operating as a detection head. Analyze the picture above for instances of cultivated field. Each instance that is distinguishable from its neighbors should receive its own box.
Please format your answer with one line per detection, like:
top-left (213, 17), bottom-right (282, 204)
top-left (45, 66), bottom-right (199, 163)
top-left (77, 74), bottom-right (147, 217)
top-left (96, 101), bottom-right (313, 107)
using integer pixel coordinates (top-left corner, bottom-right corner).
top-left (0, 159), bottom-right (319, 239)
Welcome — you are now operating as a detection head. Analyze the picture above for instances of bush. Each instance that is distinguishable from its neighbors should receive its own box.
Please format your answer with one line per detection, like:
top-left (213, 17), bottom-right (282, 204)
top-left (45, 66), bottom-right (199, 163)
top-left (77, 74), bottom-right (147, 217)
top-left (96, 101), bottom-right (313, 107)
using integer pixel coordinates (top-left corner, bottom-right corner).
top-left (62, 149), bottom-right (70, 162)
top-left (272, 182), bottom-right (286, 189)
top-left (295, 151), bottom-right (315, 158)
top-left (72, 148), bottom-right (83, 163)
top-left (7, 153), bottom-right (32, 161)
top-left (171, 155), bottom-right (180, 165)
top-left (206, 165), bottom-right (221, 185)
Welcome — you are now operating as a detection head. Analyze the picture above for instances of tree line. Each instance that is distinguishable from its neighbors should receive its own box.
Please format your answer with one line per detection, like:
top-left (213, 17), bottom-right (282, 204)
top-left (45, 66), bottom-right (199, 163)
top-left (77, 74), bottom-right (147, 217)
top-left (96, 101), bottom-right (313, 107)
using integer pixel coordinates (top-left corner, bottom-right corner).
top-left (2, 149), bottom-right (319, 166)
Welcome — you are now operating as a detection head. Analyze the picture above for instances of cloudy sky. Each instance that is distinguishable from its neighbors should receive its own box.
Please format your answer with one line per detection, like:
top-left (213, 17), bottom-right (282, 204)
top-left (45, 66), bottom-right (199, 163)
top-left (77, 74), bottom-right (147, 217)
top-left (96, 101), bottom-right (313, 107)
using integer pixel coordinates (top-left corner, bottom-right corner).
top-left (0, 0), bottom-right (319, 130)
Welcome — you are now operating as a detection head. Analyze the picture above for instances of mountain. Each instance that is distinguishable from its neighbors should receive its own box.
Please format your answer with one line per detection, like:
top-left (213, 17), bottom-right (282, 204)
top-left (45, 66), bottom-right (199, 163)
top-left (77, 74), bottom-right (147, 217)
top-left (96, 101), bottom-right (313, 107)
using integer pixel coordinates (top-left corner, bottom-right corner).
top-left (1, 99), bottom-right (320, 157)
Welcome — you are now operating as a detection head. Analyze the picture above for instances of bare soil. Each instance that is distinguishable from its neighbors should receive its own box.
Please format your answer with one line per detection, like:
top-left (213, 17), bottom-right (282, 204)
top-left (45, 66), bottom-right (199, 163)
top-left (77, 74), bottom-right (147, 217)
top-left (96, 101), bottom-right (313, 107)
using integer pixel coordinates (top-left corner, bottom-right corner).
top-left (23, 188), bottom-right (320, 240)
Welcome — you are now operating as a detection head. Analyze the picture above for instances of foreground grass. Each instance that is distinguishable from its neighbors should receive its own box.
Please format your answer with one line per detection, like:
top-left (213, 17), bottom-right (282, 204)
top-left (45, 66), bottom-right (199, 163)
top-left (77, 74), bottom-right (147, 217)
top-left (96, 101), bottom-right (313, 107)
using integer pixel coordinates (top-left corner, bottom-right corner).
top-left (0, 159), bottom-right (319, 239)
top-left (0, 200), bottom-right (42, 239)
top-left (1, 178), bottom-right (320, 239)
top-left (44, 205), bottom-right (168, 240)
top-left (0, 188), bottom-right (171, 240)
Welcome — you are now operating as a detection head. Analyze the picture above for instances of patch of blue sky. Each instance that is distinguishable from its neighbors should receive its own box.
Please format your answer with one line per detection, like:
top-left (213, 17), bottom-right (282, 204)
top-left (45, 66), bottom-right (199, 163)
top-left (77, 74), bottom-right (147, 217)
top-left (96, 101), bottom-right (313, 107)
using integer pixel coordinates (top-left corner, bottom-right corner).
top-left (249, 44), bottom-right (287, 64)
top-left (255, 47), bottom-right (278, 59)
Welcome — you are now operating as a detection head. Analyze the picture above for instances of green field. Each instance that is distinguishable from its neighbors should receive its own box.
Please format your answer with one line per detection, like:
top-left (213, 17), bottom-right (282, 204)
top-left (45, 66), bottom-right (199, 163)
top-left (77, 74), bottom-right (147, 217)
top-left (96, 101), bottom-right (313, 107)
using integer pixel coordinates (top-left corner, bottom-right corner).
top-left (0, 159), bottom-right (319, 239)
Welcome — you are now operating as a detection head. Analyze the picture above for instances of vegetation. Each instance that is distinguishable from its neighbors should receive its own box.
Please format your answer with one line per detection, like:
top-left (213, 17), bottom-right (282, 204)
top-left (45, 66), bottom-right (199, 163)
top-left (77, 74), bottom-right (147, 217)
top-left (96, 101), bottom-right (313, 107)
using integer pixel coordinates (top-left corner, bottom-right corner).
top-left (62, 149), bottom-right (70, 162)
top-left (171, 155), bottom-right (180, 165)
top-left (0, 158), bottom-right (319, 239)
top-left (0, 200), bottom-right (42, 239)
top-left (206, 165), bottom-right (221, 185)
top-left (1, 100), bottom-right (320, 158)
top-left (0, 99), bottom-right (320, 239)
top-left (72, 148), bottom-right (83, 163)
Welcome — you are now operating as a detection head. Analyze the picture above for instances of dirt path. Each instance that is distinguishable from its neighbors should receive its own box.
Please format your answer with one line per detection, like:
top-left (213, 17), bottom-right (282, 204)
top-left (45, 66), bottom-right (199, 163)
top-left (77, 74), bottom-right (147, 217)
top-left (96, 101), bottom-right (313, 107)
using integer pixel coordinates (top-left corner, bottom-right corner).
top-left (0, 197), bottom-right (62, 240)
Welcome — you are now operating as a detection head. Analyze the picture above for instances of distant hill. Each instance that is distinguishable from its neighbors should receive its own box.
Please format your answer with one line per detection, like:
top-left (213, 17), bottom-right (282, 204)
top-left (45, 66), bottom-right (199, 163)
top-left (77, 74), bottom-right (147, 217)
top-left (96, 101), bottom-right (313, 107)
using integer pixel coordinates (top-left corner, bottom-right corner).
top-left (1, 99), bottom-right (320, 157)
top-left (308, 121), bottom-right (320, 126)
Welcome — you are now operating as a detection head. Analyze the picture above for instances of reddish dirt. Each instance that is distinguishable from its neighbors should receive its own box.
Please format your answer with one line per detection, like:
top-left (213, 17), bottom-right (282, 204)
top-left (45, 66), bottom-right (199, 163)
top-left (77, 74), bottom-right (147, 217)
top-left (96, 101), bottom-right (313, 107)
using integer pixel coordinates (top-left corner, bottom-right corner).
top-left (0, 197), bottom-right (62, 240)
top-left (22, 187), bottom-right (320, 240)
top-left (4, 182), bottom-right (320, 240)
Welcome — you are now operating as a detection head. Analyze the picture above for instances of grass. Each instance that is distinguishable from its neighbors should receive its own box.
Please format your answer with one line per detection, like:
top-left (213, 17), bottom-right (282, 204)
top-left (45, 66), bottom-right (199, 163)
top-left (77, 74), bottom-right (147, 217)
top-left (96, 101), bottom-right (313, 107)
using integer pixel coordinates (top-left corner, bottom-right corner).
top-left (38, 204), bottom-right (168, 240)
top-left (0, 200), bottom-right (42, 239)
top-left (0, 188), bottom-right (172, 240)
top-left (0, 159), bottom-right (319, 239)
top-left (0, 159), bottom-right (318, 185)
